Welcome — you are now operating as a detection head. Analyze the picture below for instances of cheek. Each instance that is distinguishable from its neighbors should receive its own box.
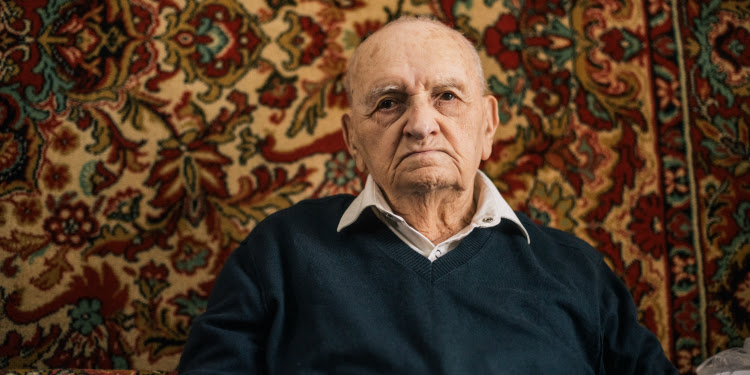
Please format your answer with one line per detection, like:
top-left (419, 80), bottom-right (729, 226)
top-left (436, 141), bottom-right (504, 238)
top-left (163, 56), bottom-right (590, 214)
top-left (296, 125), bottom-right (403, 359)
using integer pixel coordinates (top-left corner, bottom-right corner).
top-left (372, 110), bottom-right (405, 126)
top-left (447, 114), bottom-right (488, 157)
top-left (357, 125), bottom-right (399, 162)
top-left (436, 102), bottom-right (465, 118)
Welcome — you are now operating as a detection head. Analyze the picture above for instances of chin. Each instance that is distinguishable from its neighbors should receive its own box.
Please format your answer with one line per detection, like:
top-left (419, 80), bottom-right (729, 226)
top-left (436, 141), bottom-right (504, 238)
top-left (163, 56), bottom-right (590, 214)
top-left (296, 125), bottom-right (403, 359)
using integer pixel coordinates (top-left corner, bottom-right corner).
top-left (396, 173), bottom-right (462, 195)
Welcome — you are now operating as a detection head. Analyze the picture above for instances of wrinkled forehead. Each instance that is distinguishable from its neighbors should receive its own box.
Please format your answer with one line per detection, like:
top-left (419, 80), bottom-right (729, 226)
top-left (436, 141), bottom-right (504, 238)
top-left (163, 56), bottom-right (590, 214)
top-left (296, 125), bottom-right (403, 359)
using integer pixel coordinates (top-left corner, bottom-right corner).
top-left (347, 21), bottom-right (480, 101)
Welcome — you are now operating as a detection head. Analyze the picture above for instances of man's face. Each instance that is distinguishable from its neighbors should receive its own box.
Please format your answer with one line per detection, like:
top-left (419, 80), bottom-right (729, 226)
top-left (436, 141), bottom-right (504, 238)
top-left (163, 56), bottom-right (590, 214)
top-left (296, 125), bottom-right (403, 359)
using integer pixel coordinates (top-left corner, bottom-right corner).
top-left (343, 21), bottom-right (499, 201)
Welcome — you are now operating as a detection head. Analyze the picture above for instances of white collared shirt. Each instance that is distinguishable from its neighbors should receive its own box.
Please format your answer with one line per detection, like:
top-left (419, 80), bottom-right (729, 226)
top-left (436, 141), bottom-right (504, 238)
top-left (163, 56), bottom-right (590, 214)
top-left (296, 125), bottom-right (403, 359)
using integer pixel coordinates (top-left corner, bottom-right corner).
top-left (337, 171), bottom-right (530, 262)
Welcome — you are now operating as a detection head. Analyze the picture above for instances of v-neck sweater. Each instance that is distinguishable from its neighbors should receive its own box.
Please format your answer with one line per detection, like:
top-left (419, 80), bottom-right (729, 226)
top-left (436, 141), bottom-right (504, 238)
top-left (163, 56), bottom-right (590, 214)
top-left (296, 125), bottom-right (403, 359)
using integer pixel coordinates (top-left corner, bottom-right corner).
top-left (179, 195), bottom-right (677, 374)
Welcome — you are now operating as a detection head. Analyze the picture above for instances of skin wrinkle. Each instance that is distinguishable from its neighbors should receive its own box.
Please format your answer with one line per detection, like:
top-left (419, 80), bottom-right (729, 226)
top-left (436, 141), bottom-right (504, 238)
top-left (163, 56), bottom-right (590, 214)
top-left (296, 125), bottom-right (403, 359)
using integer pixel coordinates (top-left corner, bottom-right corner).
top-left (365, 81), bottom-right (472, 119)
top-left (345, 16), bottom-right (486, 103)
top-left (342, 16), bottom-right (499, 244)
top-left (364, 85), bottom-right (405, 115)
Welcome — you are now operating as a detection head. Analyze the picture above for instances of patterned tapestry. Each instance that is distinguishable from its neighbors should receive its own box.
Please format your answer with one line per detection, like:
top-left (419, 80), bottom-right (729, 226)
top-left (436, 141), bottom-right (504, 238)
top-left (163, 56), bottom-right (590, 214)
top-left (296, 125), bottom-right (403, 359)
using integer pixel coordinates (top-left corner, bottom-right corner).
top-left (1, 0), bottom-right (748, 372)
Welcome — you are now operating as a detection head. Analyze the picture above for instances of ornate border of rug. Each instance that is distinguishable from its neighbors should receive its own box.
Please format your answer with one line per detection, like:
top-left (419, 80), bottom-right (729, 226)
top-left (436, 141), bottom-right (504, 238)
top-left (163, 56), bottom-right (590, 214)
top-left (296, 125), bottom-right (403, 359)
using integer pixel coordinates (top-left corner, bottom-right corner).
top-left (1, 0), bottom-right (748, 373)
top-left (0, 371), bottom-right (175, 375)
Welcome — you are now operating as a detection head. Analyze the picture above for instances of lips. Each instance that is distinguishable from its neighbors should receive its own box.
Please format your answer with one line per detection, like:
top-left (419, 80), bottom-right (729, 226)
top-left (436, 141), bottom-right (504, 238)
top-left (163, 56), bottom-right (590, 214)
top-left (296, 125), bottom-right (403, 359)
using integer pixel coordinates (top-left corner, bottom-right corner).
top-left (409, 150), bottom-right (438, 156)
top-left (400, 149), bottom-right (445, 164)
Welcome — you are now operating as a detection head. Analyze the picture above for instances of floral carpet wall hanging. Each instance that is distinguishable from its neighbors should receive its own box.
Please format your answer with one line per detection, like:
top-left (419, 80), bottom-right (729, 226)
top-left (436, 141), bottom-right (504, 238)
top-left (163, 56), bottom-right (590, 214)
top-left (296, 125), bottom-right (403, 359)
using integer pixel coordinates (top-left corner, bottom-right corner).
top-left (0, 0), bottom-right (749, 373)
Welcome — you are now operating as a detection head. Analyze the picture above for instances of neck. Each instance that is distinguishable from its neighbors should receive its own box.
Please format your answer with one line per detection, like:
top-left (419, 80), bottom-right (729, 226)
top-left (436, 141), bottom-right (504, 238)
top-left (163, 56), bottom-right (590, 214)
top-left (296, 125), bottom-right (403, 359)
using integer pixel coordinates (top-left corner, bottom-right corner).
top-left (384, 185), bottom-right (477, 244)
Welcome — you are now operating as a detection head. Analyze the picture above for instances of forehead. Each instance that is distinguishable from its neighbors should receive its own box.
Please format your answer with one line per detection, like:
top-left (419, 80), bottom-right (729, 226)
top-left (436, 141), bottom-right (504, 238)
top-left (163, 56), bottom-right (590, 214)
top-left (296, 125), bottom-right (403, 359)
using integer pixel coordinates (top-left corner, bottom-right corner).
top-left (349, 22), bottom-right (478, 99)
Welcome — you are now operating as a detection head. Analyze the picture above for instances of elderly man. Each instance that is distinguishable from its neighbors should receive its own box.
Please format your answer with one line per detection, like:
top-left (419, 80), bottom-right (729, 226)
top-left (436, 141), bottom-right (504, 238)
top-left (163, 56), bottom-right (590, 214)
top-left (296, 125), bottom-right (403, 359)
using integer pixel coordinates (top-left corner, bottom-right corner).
top-left (179, 16), bottom-right (678, 374)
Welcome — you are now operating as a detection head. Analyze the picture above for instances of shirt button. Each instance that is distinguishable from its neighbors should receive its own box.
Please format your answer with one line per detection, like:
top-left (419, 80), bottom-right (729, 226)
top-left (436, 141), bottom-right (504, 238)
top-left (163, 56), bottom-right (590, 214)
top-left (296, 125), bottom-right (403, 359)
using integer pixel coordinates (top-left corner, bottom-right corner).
top-left (482, 217), bottom-right (494, 223)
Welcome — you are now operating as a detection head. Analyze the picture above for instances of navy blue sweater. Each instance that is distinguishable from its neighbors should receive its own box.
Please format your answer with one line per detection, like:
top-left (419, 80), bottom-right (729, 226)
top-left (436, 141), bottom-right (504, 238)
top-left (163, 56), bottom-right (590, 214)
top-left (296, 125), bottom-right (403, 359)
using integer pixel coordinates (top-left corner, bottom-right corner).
top-left (179, 195), bottom-right (677, 374)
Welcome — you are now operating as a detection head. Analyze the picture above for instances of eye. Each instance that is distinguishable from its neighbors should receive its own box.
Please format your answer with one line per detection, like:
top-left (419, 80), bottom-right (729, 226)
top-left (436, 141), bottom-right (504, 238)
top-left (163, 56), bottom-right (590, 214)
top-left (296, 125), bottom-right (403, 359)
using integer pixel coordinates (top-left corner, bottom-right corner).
top-left (377, 99), bottom-right (397, 111)
top-left (439, 92), bottom-right (456, 101)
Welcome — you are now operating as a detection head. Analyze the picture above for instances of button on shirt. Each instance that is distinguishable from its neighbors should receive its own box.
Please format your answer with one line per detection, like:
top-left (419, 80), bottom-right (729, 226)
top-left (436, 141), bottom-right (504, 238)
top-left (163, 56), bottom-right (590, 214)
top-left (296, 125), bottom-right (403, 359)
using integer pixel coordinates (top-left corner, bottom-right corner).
top-left (337, 171), bottom-right (530, 262)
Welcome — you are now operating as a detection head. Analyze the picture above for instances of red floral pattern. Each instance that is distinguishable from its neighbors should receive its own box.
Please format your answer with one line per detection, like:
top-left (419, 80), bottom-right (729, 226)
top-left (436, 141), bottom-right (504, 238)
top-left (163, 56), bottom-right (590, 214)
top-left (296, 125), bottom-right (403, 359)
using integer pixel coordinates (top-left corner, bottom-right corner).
top-left (484, 14), bottom-right (522, 70)
top-left (43, 201), bottom-right (99, 248)
top-left (42, 164), bottom-right (71, 191)
top-left (13, 198), bottom-right (42, 225)
top-left (50, 126), bottom-right (79, 154)
top-left (258, 72), bottom-right (298, 109)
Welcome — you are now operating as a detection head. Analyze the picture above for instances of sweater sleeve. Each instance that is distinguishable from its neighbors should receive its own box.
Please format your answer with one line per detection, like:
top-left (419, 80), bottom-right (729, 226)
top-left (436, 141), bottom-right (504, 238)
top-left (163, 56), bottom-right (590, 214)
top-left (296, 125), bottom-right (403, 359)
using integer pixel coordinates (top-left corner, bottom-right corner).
top-left (178, 241), bottom-right (270, 374)
top-left (597, 258), bottom-right (678, 375)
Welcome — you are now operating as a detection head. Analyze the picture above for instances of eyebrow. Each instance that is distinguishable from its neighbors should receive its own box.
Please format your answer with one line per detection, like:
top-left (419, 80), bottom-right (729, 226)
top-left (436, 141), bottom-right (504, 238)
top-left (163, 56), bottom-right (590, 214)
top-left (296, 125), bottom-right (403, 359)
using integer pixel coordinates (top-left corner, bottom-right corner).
top-left (361, 78), bottom-right (472, 108)
top-left (432, 78), bottom-right (468, 95)
top-left (364, 84), bottom-right (404, 108)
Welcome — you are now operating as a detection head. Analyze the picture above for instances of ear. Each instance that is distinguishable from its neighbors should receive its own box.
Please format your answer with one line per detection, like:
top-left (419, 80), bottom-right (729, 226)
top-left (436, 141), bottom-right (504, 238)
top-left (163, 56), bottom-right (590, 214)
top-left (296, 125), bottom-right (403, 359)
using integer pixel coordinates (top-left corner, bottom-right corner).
top-left (480, 95), bottom-right (500, 161)
top-left (342, 113), bottom-right (368, 173)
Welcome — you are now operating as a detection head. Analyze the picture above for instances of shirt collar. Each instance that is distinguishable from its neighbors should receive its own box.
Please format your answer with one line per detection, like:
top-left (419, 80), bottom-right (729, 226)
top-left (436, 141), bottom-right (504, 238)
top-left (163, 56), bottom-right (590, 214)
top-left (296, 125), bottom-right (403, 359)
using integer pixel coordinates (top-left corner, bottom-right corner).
top-left (337, 171), bottom-right (531, 244)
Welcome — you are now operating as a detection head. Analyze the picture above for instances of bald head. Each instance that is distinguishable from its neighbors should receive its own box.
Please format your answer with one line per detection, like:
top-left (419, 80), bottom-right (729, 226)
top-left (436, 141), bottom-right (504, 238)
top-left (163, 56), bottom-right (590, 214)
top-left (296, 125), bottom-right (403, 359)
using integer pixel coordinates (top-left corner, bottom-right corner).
top-left (344, 16), bottom-right (486, 105)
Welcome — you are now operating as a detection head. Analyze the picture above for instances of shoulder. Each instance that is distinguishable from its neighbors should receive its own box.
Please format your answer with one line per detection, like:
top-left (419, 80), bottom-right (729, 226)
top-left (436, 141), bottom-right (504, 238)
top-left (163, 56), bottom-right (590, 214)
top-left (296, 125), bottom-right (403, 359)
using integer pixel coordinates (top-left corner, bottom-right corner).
top-left (256, 194), bottom-right (356, 230)
top-left (230, 195), bottom-right (361, 289)
top-left (235, 195), bottom-right (356, 260)
top-left (512, 211), bottom-right (605, 269)
top-left (276, 194), bottom-right (355, 216)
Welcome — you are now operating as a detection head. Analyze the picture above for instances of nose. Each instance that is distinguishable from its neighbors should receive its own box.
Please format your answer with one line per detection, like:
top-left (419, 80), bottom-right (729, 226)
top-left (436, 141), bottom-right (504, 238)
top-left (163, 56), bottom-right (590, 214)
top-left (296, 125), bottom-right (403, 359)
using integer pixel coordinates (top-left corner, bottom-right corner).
top-left (403, 98), bottom-right (439, 140)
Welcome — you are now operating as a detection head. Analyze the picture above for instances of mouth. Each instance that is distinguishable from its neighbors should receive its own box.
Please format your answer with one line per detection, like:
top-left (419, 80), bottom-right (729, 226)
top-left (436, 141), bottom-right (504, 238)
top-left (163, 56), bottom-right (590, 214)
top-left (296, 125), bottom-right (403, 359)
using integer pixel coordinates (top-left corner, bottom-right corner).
top-left (408, 150), bottom-right (438, 155)
top-left (400, 149), bottom-right (444, 163)
top-left (405, 149), bottom-right (438, 156)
